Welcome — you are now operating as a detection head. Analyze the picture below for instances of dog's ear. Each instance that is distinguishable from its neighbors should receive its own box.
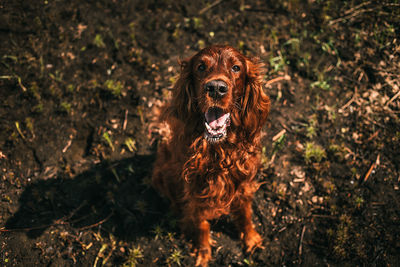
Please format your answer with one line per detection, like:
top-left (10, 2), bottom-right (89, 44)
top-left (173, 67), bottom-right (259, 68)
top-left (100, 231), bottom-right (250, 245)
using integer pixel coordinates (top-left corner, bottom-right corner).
top-left (162, 57), bottom-right (196, 122)
top-left (240, 57), bottom-right (270, 138)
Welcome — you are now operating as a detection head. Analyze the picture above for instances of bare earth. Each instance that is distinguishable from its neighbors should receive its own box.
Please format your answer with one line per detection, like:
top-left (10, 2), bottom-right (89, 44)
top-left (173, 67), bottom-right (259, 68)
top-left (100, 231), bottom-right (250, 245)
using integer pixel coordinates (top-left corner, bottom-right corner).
top-left (1, 1), bottom-right (399, 266)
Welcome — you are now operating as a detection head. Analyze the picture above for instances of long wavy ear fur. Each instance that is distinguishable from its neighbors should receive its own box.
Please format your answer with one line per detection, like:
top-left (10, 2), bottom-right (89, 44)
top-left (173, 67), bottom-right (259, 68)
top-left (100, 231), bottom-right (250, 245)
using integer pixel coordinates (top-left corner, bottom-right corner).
top-left (161, 58), bottom-right (195, 123)
top-left (240, 57), bottom-right (270, 139)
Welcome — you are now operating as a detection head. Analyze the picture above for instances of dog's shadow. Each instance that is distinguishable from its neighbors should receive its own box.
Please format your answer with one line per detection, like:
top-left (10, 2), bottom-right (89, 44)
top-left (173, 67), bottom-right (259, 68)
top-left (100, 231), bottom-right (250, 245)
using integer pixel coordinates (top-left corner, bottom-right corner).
top-left (5, 154), bottom-right (169, 241)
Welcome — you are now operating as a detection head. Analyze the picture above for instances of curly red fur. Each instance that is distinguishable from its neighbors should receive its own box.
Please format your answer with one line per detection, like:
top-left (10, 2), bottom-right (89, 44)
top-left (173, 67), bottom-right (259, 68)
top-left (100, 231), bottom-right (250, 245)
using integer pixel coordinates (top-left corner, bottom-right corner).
top-left (152, 45), bottom-right (270, 266)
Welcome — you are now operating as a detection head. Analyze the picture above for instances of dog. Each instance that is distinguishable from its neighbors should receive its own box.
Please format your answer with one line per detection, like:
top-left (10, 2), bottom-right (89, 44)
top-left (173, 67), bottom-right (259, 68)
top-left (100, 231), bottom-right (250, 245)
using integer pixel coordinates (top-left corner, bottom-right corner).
top-left (152, 45), bottom-right (270, 266)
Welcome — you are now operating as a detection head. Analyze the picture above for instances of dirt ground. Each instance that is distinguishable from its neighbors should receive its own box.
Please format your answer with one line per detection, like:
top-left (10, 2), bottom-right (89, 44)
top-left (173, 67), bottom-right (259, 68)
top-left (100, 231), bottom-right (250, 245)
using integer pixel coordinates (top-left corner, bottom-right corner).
top-left (1, 0), bottom-right (399, 266)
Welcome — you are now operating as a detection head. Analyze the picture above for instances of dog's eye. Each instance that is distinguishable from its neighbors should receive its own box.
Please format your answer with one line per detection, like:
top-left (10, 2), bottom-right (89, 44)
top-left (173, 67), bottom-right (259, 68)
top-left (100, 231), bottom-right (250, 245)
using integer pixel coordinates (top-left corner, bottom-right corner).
top-left (232, 65), bottom-right (240, 72)
top-left (198, 63), bottom-right (206, 72)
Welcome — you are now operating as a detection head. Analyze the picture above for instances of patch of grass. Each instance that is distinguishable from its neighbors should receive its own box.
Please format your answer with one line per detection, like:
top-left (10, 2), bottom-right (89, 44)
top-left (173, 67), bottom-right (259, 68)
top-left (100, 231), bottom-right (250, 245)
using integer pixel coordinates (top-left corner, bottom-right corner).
top-left (172, 27), bottom-right (182, 40)
top-left (328, 143), bottom-right (347, 161)
top-left (15, 121), bottom-right (26, 140)
top-left (321, 39), bottom-right (341, 66)
top-left (49, 70), bottom-right (63, 82)
top-left (373, 22), bottom-right (396, 49)
top-left (32, 103), bottom-right (44, 113)
top-left (166, 248), bottom-right (184, 266)
top-left (93, 33), bottom-right (106, 48)
top-left (197, 39), bottom-right (205, 50)
top-left (269, 51), bottom-right (287, 73)
top-left (102, 132), bottom-right (115, 151)
top-left (192, 17), bottom-right (203, 29)
top-left (60, 102), bottom-right (72, 114)
top-left (2, 194), bottom-right (12, 203)
top-left (262, 130), bottom-right (287, 167)
top-left (123, 246), bottom-right (144, 267)
top-left (297, 51), bottom-right (312, 73)
top-left (243, 258), bottom-right (257, 266)
top-left (311, 79), bottom-right (331, 91)
top-left (104, 79), bottom-right (123, 97)
top-left (124, 138), bottom-right (137, 152)
top-left (166, 232), bottom-right (175, 242)
top-left (306, 114), bottom-right (318, 139)
top-left (25, 117), bottom-right (35, 137)
top-left (353, 195), bottom-right (364, 209)
top-left (66, 84), bottom-right (75, 92)
top-left (304, 142), bottom-right (326, 164)
top-left (333, 214), bottom-right (352, 259)
top-left (261, 146), bottom-right (269, 167)
top-left (324, 105), bottom-right (336, 121)
top-left (238, 40), bottom-right (245, 51)
top-left (129, 22), bottom-right (136, 41)
top-left (29, 81), bottom-right (41, 101)
top-left (152, 225), bottom-right (164, 240)
top-left (272, 132), bottom-right (287, 154)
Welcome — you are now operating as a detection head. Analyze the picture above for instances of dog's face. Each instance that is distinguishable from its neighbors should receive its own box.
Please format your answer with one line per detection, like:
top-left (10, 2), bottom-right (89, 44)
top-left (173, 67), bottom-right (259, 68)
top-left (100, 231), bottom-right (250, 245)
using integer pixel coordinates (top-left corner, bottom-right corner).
top-left (171, 45), bottom-right (269, 144)
top-left (188, 46), bottom-right (248, 143)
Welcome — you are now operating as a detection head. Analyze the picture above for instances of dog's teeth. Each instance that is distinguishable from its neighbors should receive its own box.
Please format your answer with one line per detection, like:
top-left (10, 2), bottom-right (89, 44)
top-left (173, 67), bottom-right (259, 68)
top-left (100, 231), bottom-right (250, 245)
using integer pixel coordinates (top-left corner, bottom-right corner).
top-left (205, 122), bottom-right (211, 132)
top-left (204, 116), bottom-right (230, 143)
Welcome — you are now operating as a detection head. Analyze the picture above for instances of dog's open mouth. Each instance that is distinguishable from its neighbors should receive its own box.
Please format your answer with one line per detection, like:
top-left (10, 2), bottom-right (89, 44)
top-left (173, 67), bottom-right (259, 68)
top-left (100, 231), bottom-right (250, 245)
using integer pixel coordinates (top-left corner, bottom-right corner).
top-left (204, 107), bottom-right (230, 143)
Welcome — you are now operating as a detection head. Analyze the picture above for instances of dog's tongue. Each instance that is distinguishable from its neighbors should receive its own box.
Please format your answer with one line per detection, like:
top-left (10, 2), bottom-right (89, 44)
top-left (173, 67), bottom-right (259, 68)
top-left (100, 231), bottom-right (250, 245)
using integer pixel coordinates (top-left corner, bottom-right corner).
top-left (205, 108), bottom-right (229, 129)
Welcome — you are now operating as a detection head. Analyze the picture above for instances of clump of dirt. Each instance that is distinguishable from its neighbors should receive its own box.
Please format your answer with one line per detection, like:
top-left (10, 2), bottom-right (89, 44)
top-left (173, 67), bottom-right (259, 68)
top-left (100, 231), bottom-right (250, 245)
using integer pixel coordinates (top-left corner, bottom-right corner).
top-left (1, 0), bottom-right (399, 266)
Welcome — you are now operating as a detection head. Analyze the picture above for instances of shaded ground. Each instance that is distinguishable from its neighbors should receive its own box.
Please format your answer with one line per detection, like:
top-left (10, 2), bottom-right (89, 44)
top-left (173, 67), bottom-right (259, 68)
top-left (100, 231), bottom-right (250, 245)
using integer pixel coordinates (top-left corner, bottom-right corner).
top-left (1, 0), bottom-right (400, 266)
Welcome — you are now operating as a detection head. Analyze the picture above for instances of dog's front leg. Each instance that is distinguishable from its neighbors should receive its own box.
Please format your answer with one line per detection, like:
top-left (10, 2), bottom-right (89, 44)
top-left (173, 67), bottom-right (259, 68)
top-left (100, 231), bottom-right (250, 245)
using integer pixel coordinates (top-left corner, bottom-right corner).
top-left (193, 219), bottom-right (212, 267)
top-left (232, 196), bottom-right (263, 253)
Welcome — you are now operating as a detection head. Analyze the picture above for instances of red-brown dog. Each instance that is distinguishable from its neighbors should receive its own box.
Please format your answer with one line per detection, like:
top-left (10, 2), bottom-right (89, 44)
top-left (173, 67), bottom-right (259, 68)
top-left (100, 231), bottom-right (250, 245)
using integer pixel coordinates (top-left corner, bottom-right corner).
top-left (152, 45), bottom-right (270, 266)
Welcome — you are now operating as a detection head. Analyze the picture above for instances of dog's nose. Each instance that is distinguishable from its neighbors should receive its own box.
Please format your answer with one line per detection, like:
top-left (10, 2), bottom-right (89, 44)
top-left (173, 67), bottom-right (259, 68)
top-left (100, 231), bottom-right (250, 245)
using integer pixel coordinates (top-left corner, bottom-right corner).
top-left (205, 80), bottom-right (228, 99)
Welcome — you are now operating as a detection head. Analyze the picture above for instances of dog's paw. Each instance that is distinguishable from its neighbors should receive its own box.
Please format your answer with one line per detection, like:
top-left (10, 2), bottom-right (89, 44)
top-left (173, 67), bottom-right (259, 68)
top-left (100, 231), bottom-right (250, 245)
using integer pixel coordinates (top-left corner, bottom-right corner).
top-left (242, 230), bottom-right (264, 254)
top-left (195, 247), bottom-right (211, 267)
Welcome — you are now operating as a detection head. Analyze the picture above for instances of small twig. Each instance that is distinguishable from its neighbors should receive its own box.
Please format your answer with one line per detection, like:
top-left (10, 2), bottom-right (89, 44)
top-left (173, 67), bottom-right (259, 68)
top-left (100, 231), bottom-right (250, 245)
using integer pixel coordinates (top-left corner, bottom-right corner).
top-left (62, 138), bottom-right (73, 153)
top-left (339, 87), bottom-right (358, 112)
top-left (0, 202), bottom-right (89, 233)
top-left (363, 154), bottom-right (380, 182)
top-left (110, 168), bottom-right (121, 183)
top-left (78, 211), bottom-right (114, 231)
top-left (198, 0), bottom-right (224, 15)
top-left (15, 122), bottom-right (26, 140)
top-left (0, 224), bottom-right (49, 232)
top-left (298, 225), bottom-right (306, 261)
top-left (363, 115), bottom-right (386, 128)
top-left (366, 130), bottom-right (380, 142)
top-left (272, 129), bottom-right (286, 142)
top-left (329, 1), bottom-right (373, 26)
top-left (266, 75), bottom-right (291, 85)
top-left (16, 76), bottom-right (27, 92)
top-left (311, 214), bottom-right (337, 219)
top-left (0, 75), bottom-right (27, 92)
top-left (278, 226), bottom-right (287, 233)
top-left (123, 109), bottom-right (128, 131)
top-left (279, 121), bottom-right (293, 133)
top-left (343, 1), bottom-right (372, 16)
top-left (267, 153), bottom-right (276, 167)
top-left (386, 90), bottom-right (400, 107)
top-left (94, 243), bottom-right (108, 267)
top-left (0, 219), bottom-right (71, 233)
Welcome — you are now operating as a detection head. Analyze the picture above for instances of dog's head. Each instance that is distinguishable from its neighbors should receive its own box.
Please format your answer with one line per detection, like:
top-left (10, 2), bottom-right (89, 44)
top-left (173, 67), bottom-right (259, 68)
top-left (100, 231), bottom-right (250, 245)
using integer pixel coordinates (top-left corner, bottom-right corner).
top-left (167, 45), bottom-right (270, 143)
